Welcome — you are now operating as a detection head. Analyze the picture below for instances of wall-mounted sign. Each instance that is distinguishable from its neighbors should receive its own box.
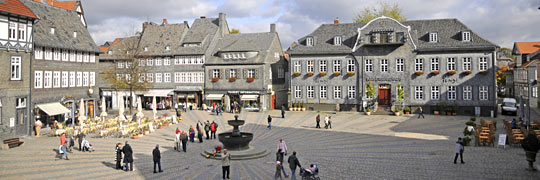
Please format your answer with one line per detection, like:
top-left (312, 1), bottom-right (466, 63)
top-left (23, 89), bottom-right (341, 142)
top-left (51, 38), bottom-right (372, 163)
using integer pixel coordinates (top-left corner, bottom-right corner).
top-left (365, 77), bottom-right (401, 82)
top-left (442, 78), bottom-right (457, 84)
top-left (227, 91), bottom-right (262, 94)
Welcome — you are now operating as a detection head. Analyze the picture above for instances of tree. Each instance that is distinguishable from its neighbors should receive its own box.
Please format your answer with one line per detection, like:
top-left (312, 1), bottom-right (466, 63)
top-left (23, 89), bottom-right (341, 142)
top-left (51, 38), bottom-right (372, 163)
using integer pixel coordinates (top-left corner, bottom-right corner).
top-left (496, 65), bottom-right (508, 96)
top-left (230, 28), bottom-right (240, 34)
top-left (366, 81), bottom-right (376, 98)
top-left (354, 2), bottom-right (406, 23)
top-left (101, 54), bottom-right (153, 114)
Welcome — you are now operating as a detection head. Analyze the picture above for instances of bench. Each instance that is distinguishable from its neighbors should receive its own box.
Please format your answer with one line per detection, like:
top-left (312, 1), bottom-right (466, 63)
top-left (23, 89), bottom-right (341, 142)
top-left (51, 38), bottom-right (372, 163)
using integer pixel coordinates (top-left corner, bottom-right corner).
top-left (3, 138), bottom-right (24, 149)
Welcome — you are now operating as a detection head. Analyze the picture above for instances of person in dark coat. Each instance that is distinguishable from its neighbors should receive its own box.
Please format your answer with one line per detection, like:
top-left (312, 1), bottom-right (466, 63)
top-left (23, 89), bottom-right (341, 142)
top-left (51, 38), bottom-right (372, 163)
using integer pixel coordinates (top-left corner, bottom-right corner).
top-left (77, 132), bottom-right (85, 151)
top-left (115, 143), bottom-right (123, 170)
top-left (153, 144), bottom-right (163, 173)
top-left (522, 131), bottom-right (540, 171)
top-left (122, 141), bottom-right (134, 171)
top-left (281, 105), bottom-right (285, 118)
top-left (268, 115), bottom-right (272, 130)
top-left (205, 121), bottom-right (211, 139)
top-left (315, 114), bottom-right (320, 128)
top-left (180, 131), bottom-right (188, 152)
top-left (288, 151), bottom-right (302, 180)
top-left (454, 137), bottom-right (464, 164)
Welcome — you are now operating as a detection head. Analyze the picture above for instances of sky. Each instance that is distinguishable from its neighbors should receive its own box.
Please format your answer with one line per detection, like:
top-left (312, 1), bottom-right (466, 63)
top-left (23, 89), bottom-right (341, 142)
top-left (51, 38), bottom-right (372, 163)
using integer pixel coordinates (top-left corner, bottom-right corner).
top-left (82, 0), bottom-right (540, 49)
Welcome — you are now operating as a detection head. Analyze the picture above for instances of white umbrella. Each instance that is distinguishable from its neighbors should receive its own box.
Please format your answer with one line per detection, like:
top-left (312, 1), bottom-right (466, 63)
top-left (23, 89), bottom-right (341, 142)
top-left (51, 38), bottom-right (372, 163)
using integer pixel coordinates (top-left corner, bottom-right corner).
top-left (136, 96), bottom-right (144, 125)
top-left (100, 96), bottom-right (108, 122)
top-left (119, 95), bottom-right (126, 127)
top-left (152, 96), bottom-right (157, 120)
top-left (78, 100), bottom-right (86, 131)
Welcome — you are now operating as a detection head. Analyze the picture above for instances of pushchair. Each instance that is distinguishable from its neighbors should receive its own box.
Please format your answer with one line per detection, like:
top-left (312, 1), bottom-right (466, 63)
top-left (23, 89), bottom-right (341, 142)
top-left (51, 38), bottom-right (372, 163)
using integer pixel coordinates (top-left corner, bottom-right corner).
top-left (300, 164), bottom-right (320, 180)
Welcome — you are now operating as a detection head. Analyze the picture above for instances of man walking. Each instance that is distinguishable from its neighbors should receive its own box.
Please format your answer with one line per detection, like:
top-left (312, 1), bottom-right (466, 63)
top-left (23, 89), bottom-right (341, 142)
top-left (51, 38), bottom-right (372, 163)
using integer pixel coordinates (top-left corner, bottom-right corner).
top-left (288, 151), bottom-right (302, 180)
top-left (205, 121), bottom-right (211, 139)
top-left (281, 105), bottom-right (285, 118)
top-left (211, 121), bottom-right (218, 139)
top-left (222, 149), bottom-right (231, 179)
top-left (315, 114), bottom-right (320, 128)
top-left (324, 115), bottom-right (329, 129)
top-left (454, 137), bottom-right (465, 164)
top-left (181, 131), bottom-right (188, 152)
top-left (418, 107), bottom-right (425, 119)
top-left (268, 115), bottom-right (272, 130)
top-left (77, 132), bottom-right (85, 151)
top-left (123, 141), bottom-right (134, 171)
top-left (328, 116), bottom-right (332, 129)
top-left (197, 120), bottom-right (204, 143)
top-left (153, 145), bottom-right (163, 173)
top-left (522, 131), bottom-right (540, 171)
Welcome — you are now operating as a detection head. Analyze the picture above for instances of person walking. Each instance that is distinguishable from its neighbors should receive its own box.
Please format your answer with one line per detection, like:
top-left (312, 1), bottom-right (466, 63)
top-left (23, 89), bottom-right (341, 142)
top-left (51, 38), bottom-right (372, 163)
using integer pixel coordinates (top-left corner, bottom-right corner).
top-left (454, 137), bottom-right (465, 164)
top-left (189, 125), bottom-right (195, 142)
top-left (77, 132), bottom-right (85, 151)
top-left (115, 143), bottom-right (123, 170)
top-left (59, 142), bottom-right (69, 160)
top-left (418, 107), bottom-right (425, 119)
top-left (205, 121), bottom-right (211, 139)
top-left (268, 115), bottom-right (272, 130)
top-left (181, 131), bottom-right (188, 152)
top-left (288, 151), bottom-right (301, 180)
top-left (211, 121), bottom-right (218, 139)
top-left (153, 144), bottom-right (163, 173)
top-left (281, 105), bottom-right (285, 118)
top-left (68, 136), bottom-right (75, 152)
top-left (275, 161), bottom-right (283, 179)
top-left (222, 149), bottom-right (231, 179)
top-left (277, 139), bottom-right (288, 156)
top-left (197, 121), bottom-right (204, 143)
top-left (123, 141), bottom-right (134, 171)
top-left (328, 116), bottom-right (332, 129)
top-left (324, 115), bottom-right (329, 129)
top-left (522, 131), bottom-right (540, 171)
top-left (276, 149), bottom-right (288, 177)
top-left (315, 114), bottom-right (320, 128)
top-left (35, 119), bottom-right (42, 137)
top-left (60, 133), bottom-right (66, 146)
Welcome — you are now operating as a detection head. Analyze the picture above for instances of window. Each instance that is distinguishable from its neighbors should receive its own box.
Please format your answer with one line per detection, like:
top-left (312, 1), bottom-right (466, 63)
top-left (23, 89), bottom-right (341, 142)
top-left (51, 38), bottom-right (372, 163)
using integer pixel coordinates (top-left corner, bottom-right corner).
top-left (69, 50), bottom-right (75, 62)
top-left (307, 86), bottom-right (314, 99)
top-left (429, 32), bottom-right (438, 42)
top-left (138, 59), bottom-right (145, 66)
top-left (76, 51), bottom-right (82, 62)
top-left (8, 22), bottom-right (17, 40)
top-left (333, 86), bottom-right (341, 99)
top-left (307, 60), bottom-right (314, 73)
top-left (147, 73), bottom-right (153, 82)
top-left (155, 73), bottom-right (162, 83)
top-left (306, 37), bottom-right (314, 46)
top-left (61, 71), bottom-right (68, 88)
top-left (164, 58), bottom-right (171, 66)
top-left (230, 69), bottom-right (237, 78)
top-left (72, 31), bottom-right (77, 38)
top-left (365, 59), bottom-right (373, 72)
top-left (334, 36), bottom-right (342, 45)
top-left (34, 71), bottom-right (43, 88)
top-left (319, 60), bottom-right (327, 72)
top-left (320, 86), bottom-right (327, 99)
top-left (61, 49), bottom-right (68, 61)
top-left (174, 57), bottom-right (181, 65)
top-left (147, 59), bottom-right (153, 66)
top-left (462, 31), bottom-right (471, 42)
top-left (414, 86), bottom-right (423, 100)
top-left (83, 72), bottom-right (89, 86)
top-left (248, 69), bottom-right (255, 78)
top-left (430, 58), bottom-right (439, 71)
top-left (44, 48), bottom-right (52, 60)
top-left (333, 60), bottom-right (341, 72)
top-left (447, 86), bottom-right (456, 100)
top-left (83, 52), bottom-right (89, 62)
top-left (293, 61), bottom-right (301, 73)
top-left (348, 86), bottom-right (356, 99)
top-left (18, 23), bottom-right (26, 41)
top-left (16, 98), bottom-right (26, 108)
top-left (117, 62), bottom-right (124, 68)
top-left (89, 72), bottom-right (95, 86)
top-left (69, 72), bottom-right (75, 87)
top-left (479, 86), bottom-right (488, 100)
top-left (35, 47), bottom-right (43, 59)
top-left (533, 87), bottom-right (538, 98)
top-left (50, 27), bottom-right (55, 34)
top-left (380, 59), bottom-right (388, 72)
top-left (53, 48), bottom-right (60, 61)
top-left (212, 69), bottom-right (220, 78)
top-left (125, 74), bottom-right (131, 81)
top-left (155, 58), bottom-right (162, 66)
top-left (463, 86), bottom-right (472, 100)
top-left (447, 57), bottom-right (456, 71)
top-left (479, 57), bottom-right (488, 71)
top-left (294, 86), bottom-right (302, 98)
top-left (125, 62), bottom-right (132, 68)
top-left (199, 72), bottom-right (204, 83)
top-left (278, 67), bottom-right (284, 78)
top-left (463, 57), bottom-right (472, 71)
top-left (431, 86), bottom-right (439, 100)
top-left (396, 58), bottom-right (404, 72)
top-left (76, 72), bottom-right (82, 87)
top-left (10, 56), bottom-right (21, 80)
top-left (165, 46), bottom-right (170, 51)
top-left (347, 60), bottom-right (355, 72)
top-left (415, 58), bottom-right (423, 72)
top-left (174, 72), bottom-right (181, 83)
top-left (44, 71), bottom-right (52, 88)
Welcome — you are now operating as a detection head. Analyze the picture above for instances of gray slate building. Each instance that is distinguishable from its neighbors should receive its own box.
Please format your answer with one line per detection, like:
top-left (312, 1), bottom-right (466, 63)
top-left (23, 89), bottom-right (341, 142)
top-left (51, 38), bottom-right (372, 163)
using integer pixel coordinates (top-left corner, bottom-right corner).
top-left (22, 0), bottom-right (101, 127)
top-left (204, 23), bottom-right (287, 111)
top-left (288, 17), bottom-right (498, 116)
top-left (0, 0), bottom-right (36, 139)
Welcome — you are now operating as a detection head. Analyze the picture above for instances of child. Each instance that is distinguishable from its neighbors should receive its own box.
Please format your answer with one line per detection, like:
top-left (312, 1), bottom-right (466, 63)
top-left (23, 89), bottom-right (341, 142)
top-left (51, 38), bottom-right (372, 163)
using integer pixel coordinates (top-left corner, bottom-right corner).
top-left (275, 161), bottom-right (282, 179)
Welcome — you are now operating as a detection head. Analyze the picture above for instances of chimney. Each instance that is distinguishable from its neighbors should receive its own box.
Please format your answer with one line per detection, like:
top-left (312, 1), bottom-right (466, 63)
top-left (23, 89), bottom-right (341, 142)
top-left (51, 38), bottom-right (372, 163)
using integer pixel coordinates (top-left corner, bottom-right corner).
top-left (162, 18), bottom-right (168, 25)
top-left (270, 24), bottom-right (276, 33)
top-left (200, 16), bottom-right (206, 19)
top-left (334, 17), bottom-right (340, 24)
top-left (219, 12), bottom-right (227, 36)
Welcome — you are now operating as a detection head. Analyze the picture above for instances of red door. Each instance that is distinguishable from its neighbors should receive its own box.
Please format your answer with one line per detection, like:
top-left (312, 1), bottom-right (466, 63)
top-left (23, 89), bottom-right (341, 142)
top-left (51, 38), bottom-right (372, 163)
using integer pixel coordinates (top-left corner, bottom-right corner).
top-left (378, 89), bottom-right (391, 105)
top-left (271, 94), bottom-right (276, 110)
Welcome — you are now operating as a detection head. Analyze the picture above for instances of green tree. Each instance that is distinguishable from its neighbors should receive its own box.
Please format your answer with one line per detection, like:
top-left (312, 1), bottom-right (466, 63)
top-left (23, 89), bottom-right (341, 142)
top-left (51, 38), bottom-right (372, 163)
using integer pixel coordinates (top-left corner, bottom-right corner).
top-left (397, 83), bottom-right (405, 102)
top-left (366, 81), bottom-right (376, 98)
top-left (354, 2), bottom-right (406, 23)
top-left (230, 28), bottom-right (240, 34)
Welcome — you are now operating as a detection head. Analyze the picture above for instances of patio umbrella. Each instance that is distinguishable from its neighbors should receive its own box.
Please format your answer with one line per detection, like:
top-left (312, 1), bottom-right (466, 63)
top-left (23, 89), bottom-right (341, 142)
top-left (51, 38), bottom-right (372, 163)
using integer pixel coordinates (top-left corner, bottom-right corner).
top-left (100, 96), bottom-right (108, 122)
top-left (152, 96), bottom-right (157, 120)
top-left (119, 95), bottom-right (126, 127)
top-left (78, 100), bottom-right (86, 130)
top-left (136, 96), bottom-right (144, 125)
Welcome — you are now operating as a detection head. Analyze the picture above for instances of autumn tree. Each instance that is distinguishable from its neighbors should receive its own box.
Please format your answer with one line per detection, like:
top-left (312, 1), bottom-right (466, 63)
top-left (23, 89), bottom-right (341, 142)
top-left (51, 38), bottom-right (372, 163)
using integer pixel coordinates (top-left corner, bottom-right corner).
top-left (354, 2), bottom-right (406, 23)
top-left (496, 65), bottom-right (508, 96)
top-left (231, 28), bottom-right (240, 34)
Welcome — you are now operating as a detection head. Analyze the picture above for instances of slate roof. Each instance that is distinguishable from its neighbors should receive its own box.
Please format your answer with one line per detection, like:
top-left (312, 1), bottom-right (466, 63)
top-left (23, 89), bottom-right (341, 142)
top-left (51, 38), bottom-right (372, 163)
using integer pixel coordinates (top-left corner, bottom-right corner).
top-left (0, 0), bottom-right (36, 18)
top-left (135, 23), bottom-right (189, 56)
top-left (288, 18), bottom-right (498, 55)
top-left (21, 0), bottom-right (100, 52)
top-left (174, 18), bottom-right (220, 55)
top-left (514, 42), bottom-right (540, 54)
top-left (206, 32), bottom-right (278, 64)
top-left (100, 36), bottom-right (139, 60)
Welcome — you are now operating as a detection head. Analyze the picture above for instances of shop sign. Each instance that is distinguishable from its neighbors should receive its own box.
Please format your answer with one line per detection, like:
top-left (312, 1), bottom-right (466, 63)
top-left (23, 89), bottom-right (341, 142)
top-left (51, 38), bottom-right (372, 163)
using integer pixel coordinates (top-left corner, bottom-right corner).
top-left (442, 77), bottom-right (457, 84)
top-left (365, 77), bottom-right (401, 82)
top-left (228, 91), bottom-right (261, 94)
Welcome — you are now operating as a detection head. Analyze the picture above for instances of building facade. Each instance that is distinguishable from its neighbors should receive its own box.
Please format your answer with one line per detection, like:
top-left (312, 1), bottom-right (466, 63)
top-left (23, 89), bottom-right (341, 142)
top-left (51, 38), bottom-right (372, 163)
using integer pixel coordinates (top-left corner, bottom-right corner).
top-left (507, 42), bottom-right (540, 108)
top-left (23, 0), bottom-right (101, 127)
top-left (0, 0), bottom-right (36, 139)
top-left (288, 17), bottom-right (498, 116)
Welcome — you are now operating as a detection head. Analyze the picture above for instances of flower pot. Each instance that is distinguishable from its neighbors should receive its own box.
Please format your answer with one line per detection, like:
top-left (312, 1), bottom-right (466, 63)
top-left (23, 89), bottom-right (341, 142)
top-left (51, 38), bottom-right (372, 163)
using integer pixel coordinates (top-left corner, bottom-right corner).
top-left (333, 72), bottom-right (341, 76)
top-left (464, 70), bottom-right (472, 75)
top-left (431, 71), bottom-right (440, 75)
top-left (347, 72), bottom-right (355, 77)
top-left (452, 112), bottom-right (457, 116)
top-left (144, 131), bottom-right (149, 135)
top-left (434, 111), bottom-right (439, 115)
top-left (302, 108), bottom-right (306, 111)
top-left (132, 135), bottom-right (138, 139)
top-left (365, 112), bottom-right (371, 116)
top-left (247, 78), bottom-right (254, 82)
top-left (319, 72), bottom-right (327, 77)
top-left (442, 112), bottom-right (447, 115)
top-left (415, 71), bottom-right (424, 76)
top-left (229, 77), bottom-right (236, 82)
top-left (212, 77), bottom-right (219, 82)
top-left (480, 70), bottom-right (489, 75)
top-left (307, 72), bottom-right (314, 77)
top-left (447, 70), bottom-right (457, 75)
top-left (405, 111), bottom-right (410, 115)
top-left (394, 112), bottom-right (400, 116)
top-left (293, 72), bottom-right (301, 77)
top-left (158, 125), bottom-right (163, 129)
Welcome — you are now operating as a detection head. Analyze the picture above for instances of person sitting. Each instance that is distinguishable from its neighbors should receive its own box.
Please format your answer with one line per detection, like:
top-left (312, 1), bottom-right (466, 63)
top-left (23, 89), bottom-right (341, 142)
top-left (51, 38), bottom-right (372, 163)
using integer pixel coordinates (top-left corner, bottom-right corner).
top-left (206, 145), bottom-right (222, 158)
top-left (303, 164), bottom-right (318, 175)
top-left (82, 138), bottom-right (94, 152)
top-left (512, 119), bottom-right (517, 129)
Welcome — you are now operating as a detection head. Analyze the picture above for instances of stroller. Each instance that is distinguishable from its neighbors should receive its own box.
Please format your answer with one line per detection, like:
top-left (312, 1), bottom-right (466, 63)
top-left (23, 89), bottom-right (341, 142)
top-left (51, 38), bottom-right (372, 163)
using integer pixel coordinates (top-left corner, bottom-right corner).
top-left (300, 164), bottom-right (320, 180)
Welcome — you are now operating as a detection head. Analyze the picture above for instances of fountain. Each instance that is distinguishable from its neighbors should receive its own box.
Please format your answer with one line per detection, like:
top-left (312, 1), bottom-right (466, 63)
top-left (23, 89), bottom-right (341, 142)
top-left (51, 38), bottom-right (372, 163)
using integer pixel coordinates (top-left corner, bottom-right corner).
top-left (202, 115), bottom-right (268, 160)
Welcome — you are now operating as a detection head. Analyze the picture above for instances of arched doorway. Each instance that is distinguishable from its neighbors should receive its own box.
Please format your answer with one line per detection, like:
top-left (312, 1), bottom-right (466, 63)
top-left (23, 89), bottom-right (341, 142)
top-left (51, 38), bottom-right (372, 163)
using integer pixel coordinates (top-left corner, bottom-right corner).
top-left (378, 84), bottom-right (391, 105)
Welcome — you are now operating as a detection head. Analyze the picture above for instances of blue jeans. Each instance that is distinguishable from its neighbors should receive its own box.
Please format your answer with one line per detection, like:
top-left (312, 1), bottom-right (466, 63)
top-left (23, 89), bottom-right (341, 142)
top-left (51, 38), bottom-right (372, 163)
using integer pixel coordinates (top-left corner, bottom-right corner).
top-left (154, 161), bottom-right (162, 172)
top-left (268, 122), bottom-right (271, 129)
top-left (290, 168), bottom-right (296, 180)
top-left (281, 165), bottom-right (288, 177)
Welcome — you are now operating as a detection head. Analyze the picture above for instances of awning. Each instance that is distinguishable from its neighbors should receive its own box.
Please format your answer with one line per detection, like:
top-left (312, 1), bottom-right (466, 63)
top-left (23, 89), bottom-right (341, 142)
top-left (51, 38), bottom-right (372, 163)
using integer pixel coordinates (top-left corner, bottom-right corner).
top-left (143, 89), bottom-right (174, 97)
top-left (241, 95), bottom-right (259, 101)
top-left (206, 94), bottom-right (223, 100)
top-left (37, 102), bottom-right (71, 116)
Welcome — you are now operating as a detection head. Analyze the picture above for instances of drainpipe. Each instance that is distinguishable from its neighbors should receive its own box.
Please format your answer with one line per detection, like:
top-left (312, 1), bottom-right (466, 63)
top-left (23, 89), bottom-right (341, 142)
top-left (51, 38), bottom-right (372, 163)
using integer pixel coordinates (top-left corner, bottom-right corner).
top-left (28, 18), bottom-right (36, 136)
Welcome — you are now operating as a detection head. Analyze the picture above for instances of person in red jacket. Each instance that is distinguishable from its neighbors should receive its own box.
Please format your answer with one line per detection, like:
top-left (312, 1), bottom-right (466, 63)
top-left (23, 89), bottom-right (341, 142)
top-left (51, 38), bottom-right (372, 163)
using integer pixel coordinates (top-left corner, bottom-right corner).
top-left (60, 133), bottom-right (66, 146)
top-left (210, 121), bottom-right (218, 139)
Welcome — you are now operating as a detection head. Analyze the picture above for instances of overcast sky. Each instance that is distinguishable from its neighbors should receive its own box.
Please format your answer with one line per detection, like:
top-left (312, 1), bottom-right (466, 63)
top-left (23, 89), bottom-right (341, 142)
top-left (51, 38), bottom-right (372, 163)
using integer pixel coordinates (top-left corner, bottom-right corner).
top-left (83, 0), bottom-right (540, 49)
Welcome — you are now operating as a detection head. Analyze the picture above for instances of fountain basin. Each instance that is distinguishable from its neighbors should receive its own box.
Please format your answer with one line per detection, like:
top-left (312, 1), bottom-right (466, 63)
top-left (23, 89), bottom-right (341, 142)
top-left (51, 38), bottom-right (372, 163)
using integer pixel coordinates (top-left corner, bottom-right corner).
top-left (218, 132), bottom-right (253, 151)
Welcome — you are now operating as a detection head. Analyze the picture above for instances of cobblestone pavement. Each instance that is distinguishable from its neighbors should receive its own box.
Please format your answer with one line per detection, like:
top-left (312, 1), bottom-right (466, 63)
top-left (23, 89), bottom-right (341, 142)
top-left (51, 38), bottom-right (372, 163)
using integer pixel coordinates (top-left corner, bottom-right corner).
top-left (1, 110), bottom-right (539, 180)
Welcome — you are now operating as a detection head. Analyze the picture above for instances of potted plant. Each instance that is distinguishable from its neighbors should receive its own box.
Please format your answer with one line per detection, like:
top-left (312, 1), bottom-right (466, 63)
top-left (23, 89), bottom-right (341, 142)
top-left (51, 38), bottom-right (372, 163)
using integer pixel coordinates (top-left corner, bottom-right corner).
top-left (347, 72), bottom-right (355, 77)
top-left (307, 72), bottom-right (314, 77)
top-left (403, 107), bottom-right (411, 115)
top-left (293, 72), bottom-right (301, 77)
top-left (292, 101), bottom-right (297, 111)
top-left (480, 70), bottom-right (489, 75)
top-left (365, 108), bottom-right (372, 116)
top-left (319, 72), bottom-right (327, 77)
top-left (447, 70), bottom-right (457, 75)
top-left (333, 72), bottom-right (341, 76)
top-left (451, 102), bottom-right (458, 116)
top-left (229, 77), bottom-right (236, 82)
top-left (212, 77), bottom-right (219, 82)
top-left (431, 70), bottom-right (440, 75)
top-left (438, 101), bottom-right (448, 115)
top-left (132, 132), bottom-right (139, 139)
top-left (433, 106), bottom-right (439, 115)
top-left (288, 104), bottom-right (292, 111)
top-left (415, 71), bottom-right (424, 76)
top-left (158, 123), bottom-right (163, 129)
top-left (464, 70), bottom-right (472, 75)
top-left (301, 101), bottom-right (306, 111)
top-left (394, 109), bottom-right (401, 116)
top-left (247, 77), bottom-right (254, 82)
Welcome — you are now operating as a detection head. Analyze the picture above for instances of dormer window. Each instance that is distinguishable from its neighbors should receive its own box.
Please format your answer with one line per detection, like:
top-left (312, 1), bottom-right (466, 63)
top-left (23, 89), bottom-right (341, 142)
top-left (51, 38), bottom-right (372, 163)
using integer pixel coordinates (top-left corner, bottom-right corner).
top-left (165, 46), bottom-right (170, 51)
top-left (462, 31), bottom-right (471, 42)
top-left (306, 37), bottom-right (314, 46)
top-left (334, 36), bottom-right (342, 46)
top-left (223, 53), bottom-right (230, 59)
top-left (50, 27), bottom-right (55, 34)
top-left (73, 31), bottom-right (77, 38)
top-left (429, 32), bottom-right (438, 43)
top-left (144, 47), bottom-right (148, 51)
top-left (241, 53), bottom-right (246, 59)
top-left (107, 50), bottom-right (112, 55)
top-left (232, 53), bottom-right (237, 59)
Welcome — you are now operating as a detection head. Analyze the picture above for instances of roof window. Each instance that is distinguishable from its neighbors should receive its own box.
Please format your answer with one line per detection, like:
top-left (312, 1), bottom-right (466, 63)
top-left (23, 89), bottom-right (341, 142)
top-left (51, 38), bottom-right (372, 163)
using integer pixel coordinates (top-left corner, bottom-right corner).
top-left (462, 31), bottom-right (471, 42)
top-left (429, 32), bottom-right (438, 43)
top-left (306, 37), bottom-right (314, 46)
top-left (334, 36), bottom-right (342, 46)
top-left (50, 27), bottom-right (55, 34)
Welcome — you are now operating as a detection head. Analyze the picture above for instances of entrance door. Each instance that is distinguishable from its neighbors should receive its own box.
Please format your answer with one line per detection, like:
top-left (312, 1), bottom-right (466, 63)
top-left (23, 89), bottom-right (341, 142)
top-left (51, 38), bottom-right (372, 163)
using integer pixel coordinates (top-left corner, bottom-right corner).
top-left (272, 94), bottom-right (276, 110)
top-left (87, 100), bottom-right (94, 117)
top-left (378, 84), bottom-right (391, 105)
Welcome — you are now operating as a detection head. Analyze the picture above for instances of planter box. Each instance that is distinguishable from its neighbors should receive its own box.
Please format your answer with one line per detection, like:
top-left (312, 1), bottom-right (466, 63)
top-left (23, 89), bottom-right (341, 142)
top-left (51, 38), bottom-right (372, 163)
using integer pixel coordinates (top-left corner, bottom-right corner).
top-left (307, 72), bottom-right (314, 77)
top-left (132, 135), bottom-right (139, 139)
top-left (434, 111), bottom-right (439, 115)
top-left (365, 112), bottom-right (371, 116)
top-left (394, 112), bottom-right (401, 116)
